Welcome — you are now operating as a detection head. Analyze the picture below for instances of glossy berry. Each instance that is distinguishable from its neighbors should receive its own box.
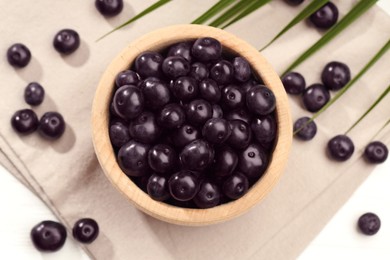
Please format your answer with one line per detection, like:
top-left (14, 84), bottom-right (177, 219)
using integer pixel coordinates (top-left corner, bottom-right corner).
top-left (24, 82), bottom-right (45, 106)
top-left (358, 213), bottom-right (381, 235)
top-left (282, 72), bottom-right (306, 95)
top-left (95, 0), bottom-right (123, 16)
top-left (53, 29), bottom-right (80, 54)
top-left (222, 172), bottom-right (249, 200)
top-left (302, 84), bottom-right (330, 112)
top-left (213, 146), bottom-right (238, 177)
top-left (135, 51), bottom-right (163, 78)
top-left (192, 37), bottom-right (222, 62)
top-left (309, 2), bottom-right (339, 29)
top-left (147, 173), bottom-right (170, 201)
top-left (171, 76), bottom-right (198, 101)
top-left (162, 56), bottom-right (190, 79)
top-left (284, 0), bottom-right (304, 5)
top-left (199, 79), bottom-right (221, 103)
top-left (72, 218), bottom-right (99, 244)
top-left (321, 61), bottom-right (351, 91)
top-left (189, 62), bottom-right (209, 81)
top-left (115, 70), bottom-right (140, 88)
top-left (238, 143), bottom-right (268, 180)
top-left (139, 77), bottom-right (170, 110)
top-left (7, 43), bottom-right (31, 68)
top-left (193, 181), bottom-right (221, 208)
top-left (327, 135), bottom-right (354, 161)
top-left (210, 60), bottom-right (234, 84)
top-left (293, 117), bottom-right (317, 141)
top-left (221, 85), bottom-right (245, 110)
top-left (11, 109), bottom-right (39, 134)
top-left (212, 104), bottom-right (223, 118)
top-left (185, 99), bottom-right (212, 126)
top-left (251, 115), bottom-right (276, 144)
top-left (167, 41), bottom-right (193, 63)
top-left (172, 124), bottom-right (200, 148)
top-left (148, 144), bottom-right (177, 174)
top-left (202, 118), bottom-right (231, 144)
top-left (39, 112), bottom-right (66, 139)
top-left (113, 85), bottom-right (144, 120)
top-left (157, 103), bottom-right (185, 129)
top-left (225, 108), bottom-right (251, 125)
top-left (169, 170), bottom-right (199, 201)
top-left (246, 85), bottom-right (276, 116)
top-left (109, 120), bottom-right (130, 148)
top-left (118, 140), bottom-right (150, 177)
top-left (233, 57), bottom-right (251, 82)
top-left (129, 111), bottom-right (161, 144)
top-left (240, 80), bottom-right (257, 94)
top-left (180, 139), bottom-right (214, 172)
top-left (227, 120), bottom-right (252, 150)
top-left (364, 141), bottom-right (388, 164)
top-left (31, 220), bottom-right (66, 252)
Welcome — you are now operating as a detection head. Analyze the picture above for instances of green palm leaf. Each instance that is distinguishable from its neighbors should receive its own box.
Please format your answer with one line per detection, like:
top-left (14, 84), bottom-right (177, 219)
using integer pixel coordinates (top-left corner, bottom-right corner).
top-left (208, 0), bottom-right (257, 28)
top-left (192, 0), bottom-right (236, 24)
top-left (97, 0), bottom-right (172, 41)
top-left (260, 0), bottom-right (329, 51)
top-left (282, 0), bottom-right (378, 76)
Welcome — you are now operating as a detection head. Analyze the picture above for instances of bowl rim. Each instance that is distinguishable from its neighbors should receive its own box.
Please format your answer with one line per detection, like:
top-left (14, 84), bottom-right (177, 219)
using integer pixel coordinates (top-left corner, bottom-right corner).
top-left (91, 24), bottom-right (292, 226)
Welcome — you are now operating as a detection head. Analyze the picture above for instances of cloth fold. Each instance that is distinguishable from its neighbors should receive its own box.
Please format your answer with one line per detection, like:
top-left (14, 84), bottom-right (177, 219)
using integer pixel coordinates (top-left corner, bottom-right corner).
top-left (1, 0), bottom-right (389, 259)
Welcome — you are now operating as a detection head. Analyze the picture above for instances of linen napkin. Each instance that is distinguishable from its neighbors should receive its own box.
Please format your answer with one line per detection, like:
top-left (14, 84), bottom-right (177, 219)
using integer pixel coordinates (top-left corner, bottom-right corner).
top-left (1, 0), bottom-right (389, 259)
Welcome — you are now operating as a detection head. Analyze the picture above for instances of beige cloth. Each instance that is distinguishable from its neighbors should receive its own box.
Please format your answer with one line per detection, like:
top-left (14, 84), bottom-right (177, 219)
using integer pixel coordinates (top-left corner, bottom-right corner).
top-left (1, 0), bottom-right (389, 259)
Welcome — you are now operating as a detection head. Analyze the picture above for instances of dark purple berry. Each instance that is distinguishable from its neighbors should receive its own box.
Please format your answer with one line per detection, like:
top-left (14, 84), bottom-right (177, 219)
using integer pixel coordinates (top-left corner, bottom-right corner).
top-left (113, 85), bottom-right (144, 120)
top-left (11, 109), bottom-right (39, 134)
top-left (109, 120), bottom-right (130, 148)
top-left (117, 140), bottom-right (150, 177)
top-left (148, 144), bottom-right (177, 174)
top-left (192, 37), bottom-right (222, 62)
top-left (240, 80), bottom-right (257, 93)
top-left (225, 108), bottom-right (251, 125)
top-left (72, 218), bottom-right (99, 244)
top-left (233, 57), bottom-right (251, 82)
top-left (293, 117), bottom-right (317, 141)
top-left (53, 29), bottom-right (80, 55)
top-left (193, 181), bottom-right (221, 208)
top-left (284, 0), bottom-right (304, 5)
top-left (282, 72), bottom-right (306, 95)
top-left (227, 120), bottom-right (252, 150)
top-left (210, 60), bottom-right (234, 84)
top-left (302, 84), bottom-right (330, 112)
top-left (321, 61), bottom-right (351, 91)
top-left (157, 103), bottom-right (185, 129)
top-left (167, 41), bottom-right (193, 63)
top-left (327, 135), bottom-right (354, 161)
top-left (222, 172), bottom-right (249, 200)
top-left (24, 82), bottom-right (45, 106)
top-left (185, 99), bottom-right (212, 126)
top-left (238, 143), bottom-right (268, 180)
top-left (135, 51), bottom-right (163, 78)
top-left (169, 170), bottom-right (199, 201)
top-left (246, 85), bottom-right (276, 116)
top-left (199, 79), bottom-right (221, 103)
top-left (189, 62), bottom-right (209, 81)
top-left (7, 43), bottom-right (31, 68)
top-left (212, 104), bottom-right (223, 118)
top-left (31, 220), bottom-right (66, 252)
top-left (139, 77), bottom-right (170, 110)
top-left (95, 0), bottom-right (123, 16)
top-left (171, 76), bottom-right (198, 101)
top-left (115, 70), bottom-right (140, 88)
top-left (364, 141), bottom-right (388, 164)
top-left (162, 56), bottom-right (190, 79)
top-left (213, 146), bottom-right (238, 177)
top-left (129, 111), bottom-right (161, 144)
top-left (147, 173), bottom-right (170, 201)
top-left (172, 124), bottom-right (200, 148)
top-left (39, 112), bottom-right (66, 139)
top-left (202, 118), bottom-right (231, 144)
top-left (251, 115), bottom-right (276, 144)
top-left (180, 139), bottom-right (214, 172)
top-left (309, 2), bottom-right (339, 29)
top-left (358, 213), bottom-right (381, 235)
top-left (221, 85), bottom-right (245, 110)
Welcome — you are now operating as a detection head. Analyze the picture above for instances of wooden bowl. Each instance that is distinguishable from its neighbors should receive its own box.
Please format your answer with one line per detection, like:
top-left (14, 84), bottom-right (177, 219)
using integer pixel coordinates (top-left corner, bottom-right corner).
top-left (92, 24), bottom-right (292, 226)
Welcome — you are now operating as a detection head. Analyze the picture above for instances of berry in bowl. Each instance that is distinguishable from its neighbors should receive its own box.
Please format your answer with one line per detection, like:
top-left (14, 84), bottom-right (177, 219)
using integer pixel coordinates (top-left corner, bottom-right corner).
top-left (92, 25), bottom-right (292, 226)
